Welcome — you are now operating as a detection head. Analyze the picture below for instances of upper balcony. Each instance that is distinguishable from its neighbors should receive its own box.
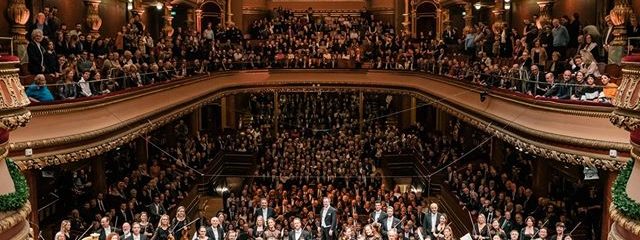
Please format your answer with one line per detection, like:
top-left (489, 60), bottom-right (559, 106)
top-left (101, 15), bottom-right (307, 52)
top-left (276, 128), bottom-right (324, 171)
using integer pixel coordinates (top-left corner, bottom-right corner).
top-left (11, 68), bottom-right (629, 171)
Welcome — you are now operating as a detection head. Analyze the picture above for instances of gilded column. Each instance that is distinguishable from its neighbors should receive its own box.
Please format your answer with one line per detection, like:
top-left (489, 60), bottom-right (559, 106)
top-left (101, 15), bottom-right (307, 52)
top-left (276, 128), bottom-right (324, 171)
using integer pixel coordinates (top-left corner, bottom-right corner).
top-left (133, 0), bottom-right (145, 18)
top-left (227, 0), bottom-right (234, 25)
top-left (608, 0), bottom-right (634, 64)
top-left (84, 0), bottom-right (103, 37)
top-left (187, 8), bottom-right (195, 30)
top-left (464, 2), bottom-right (473, 31)
top-left (609, 54), bottom-right (640, 240)
top-left (0, 55), bottom-right (33, 239)
top-left (163, 3), bottom-right (174, 38)
top-left (436, 8), bottom-right (442, 39)
top-left (195, 9), bottom-right (203, 32)
top-left (493, 0), bottom-right (505, 23)
top-left (536, 0), bottom-right (554, 28)
top-left (6, 0), bottom-right (30, 63)
top-left (402, 0), bottom-right (411, 36)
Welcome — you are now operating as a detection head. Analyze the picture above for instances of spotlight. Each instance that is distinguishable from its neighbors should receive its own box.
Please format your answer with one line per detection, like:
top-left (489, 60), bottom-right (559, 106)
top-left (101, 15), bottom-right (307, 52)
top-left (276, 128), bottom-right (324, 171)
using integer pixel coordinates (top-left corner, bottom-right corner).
top-left (474, 2), bottom-right (482, 10)
top-left (504, 4), bottom-right (511, 10)
top-left (462, 11), bottom-right (466, 16)
top-left (156, 2), bottom-right (163, 10)
top-left (504, 0), bottom-right (510, 2)
top-left (480, 90), bottom-right (488, 102)
top-left (127, 3), bottom-right (133, 10)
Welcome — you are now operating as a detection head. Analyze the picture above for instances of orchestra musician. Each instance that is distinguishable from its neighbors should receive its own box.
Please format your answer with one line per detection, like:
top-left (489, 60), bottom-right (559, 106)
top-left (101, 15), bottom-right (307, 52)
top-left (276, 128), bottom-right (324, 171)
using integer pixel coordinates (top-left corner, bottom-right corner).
top-left (422, 203), bottom-right (441, 238)
top-left (126, 222), bottom-right (148, 240)
top-left (289, 218), bottom-right (312, 240)
top-left (472, 213), bottom-right (489, 240)
top-left (320, 197), bottom-right (338, 240)
top-left (381, 206), bottom-right (401, 238)
top-left (139, 212), bottom-right (155, 239)
top-left (170, 206), bottom-right (190, 240)
top-left (151, 214), bottom-right (173, 240)
top-left (370, 201), bottom-right (387, 224)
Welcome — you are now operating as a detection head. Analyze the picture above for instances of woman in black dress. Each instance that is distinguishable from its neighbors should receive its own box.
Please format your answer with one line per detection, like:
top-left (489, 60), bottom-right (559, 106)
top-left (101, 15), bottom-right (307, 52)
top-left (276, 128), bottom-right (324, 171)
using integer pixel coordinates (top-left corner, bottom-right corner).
top-left (171, 206), bottom-right (190, 240)
top-left (473, 213), bottom-right (490, 240)
top-left (152, 214), bottom-right (173, 240)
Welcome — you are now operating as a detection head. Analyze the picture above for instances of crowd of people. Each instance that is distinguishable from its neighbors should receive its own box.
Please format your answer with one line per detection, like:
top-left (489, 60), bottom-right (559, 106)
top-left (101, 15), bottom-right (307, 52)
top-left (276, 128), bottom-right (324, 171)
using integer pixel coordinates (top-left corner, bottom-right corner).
top-left (34, 4), bottom-right (613, 240)
top-left (23, 6), bottom-right (635, 105)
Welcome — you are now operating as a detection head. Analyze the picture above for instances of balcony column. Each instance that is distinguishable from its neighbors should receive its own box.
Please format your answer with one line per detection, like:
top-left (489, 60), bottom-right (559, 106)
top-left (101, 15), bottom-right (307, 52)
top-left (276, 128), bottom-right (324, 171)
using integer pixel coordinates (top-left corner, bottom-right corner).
top-left (608, 0), bottom-right (634, 64)
top-left (84, 0), bottom-right (103, 37)
top-left (411, 4), bottom-right (417, 38)
top-left (535, 0), bottom-right (554, 28)
top-left (401, 0), bottom-right (411, 36)
top-left (163, 3), bottom-right (174, 39)
top-left (464, 2), bottom-right (473, 30)
top-left (227, 0), bottom-right (234, 25)
top-left (493, 0), bottom-right (505, 23)
top-left (6, 0), bottom-right (30, 63)
top-left (609, 54), bottom-right (640, 240)
top-left (0, 54), bottom-right (32, 240)
top-left (92, 155), bottom-right (106, 192)
top-left (195, 9), bottom-right (203, 32)
top-left (187, 8), bottom-right (195, 30)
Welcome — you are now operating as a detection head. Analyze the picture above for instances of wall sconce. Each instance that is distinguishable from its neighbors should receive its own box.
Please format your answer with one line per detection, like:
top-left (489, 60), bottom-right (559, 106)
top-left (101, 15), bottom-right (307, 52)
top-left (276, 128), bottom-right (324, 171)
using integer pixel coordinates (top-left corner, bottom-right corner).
top-left (504, 0), bottom-right (511, 2)
top-left (127, 3), bottom-right (133, 10)
top-left (504, 4), bottom-right (511, 10)
top-left (462, 11), bottom-right (467, 16)
top-left (474, 2), bottom-right (482, 10)
top-left (156, 2), bottom-right (163, 10)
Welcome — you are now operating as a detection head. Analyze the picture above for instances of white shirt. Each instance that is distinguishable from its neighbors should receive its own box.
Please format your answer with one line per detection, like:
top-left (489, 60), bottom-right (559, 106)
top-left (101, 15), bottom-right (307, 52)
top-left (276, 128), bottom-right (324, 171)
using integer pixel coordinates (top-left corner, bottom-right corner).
top-left (213, 227), bottom-right (219, 240)
top-left (321, 207), bottom-right (329, 227)
top-left (294, 230), bottom-right (302, 240)
top-left (78, 78), bottom-right (92, 97)
top-left (262, 208), bottom-right (268, 221)
top-left (387, 218), bottom-right (394, 230)
top-left (374, 211), bottom-right (381, 221)
top-left (430, 214), bottom-right (437, 232)
top-left (104, 227), bottom-right (112, 236)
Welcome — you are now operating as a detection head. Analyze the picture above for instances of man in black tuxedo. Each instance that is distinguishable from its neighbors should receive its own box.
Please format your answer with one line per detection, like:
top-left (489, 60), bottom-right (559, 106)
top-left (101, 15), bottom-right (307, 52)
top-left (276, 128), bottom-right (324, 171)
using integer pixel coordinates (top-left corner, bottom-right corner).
top-left (120, 222), bottom-right (132, 240)
top-left (118, 203), bottom-right (133, 224)
top-left (201, 217), bottom-right (224, 240)
top-left (255, 198), bottom-right (276, 221)
top-left (147, 196), bottom-right (166, 224)
top-left (370, 201), bottom-right (387, 224)
top-left (289, 218), bottom-right (312, 240)
top-left (381, 206), bottom-right (401, 238)
top-left (27, 29), bottom-right (46, 74)
top-left (320, 197), bottom-right (337, 240)
top-left (422, 203), bottom-right (441, 238)
top-left (125, 223), bottom-right (147, 240)
top-left (96, 216), bottom-right (117, 240)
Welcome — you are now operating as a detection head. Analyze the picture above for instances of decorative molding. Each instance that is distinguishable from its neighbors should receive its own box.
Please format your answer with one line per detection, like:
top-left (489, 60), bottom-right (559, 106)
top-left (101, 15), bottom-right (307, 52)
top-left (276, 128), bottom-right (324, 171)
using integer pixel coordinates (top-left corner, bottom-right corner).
top-left (610, 203), bottom-right (640, 237)
top-left (9, 70), bottom-right (630, 170)
top-left (0, 201), bottom-right (30, 237)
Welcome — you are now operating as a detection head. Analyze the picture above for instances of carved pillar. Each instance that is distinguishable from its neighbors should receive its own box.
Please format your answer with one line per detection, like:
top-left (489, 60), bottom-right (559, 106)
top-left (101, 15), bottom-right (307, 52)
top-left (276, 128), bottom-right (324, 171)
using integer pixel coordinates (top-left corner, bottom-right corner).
top-left (464, 2), bottom-right (473, 31)
top-left (609, 55), bottom-right (640, 240)
top-left (493, 0), bottom-right (505, 23)
top-left (163, 4), bottom-right (174, 38)
top-left (190, 107), bottom-right (202, 134)
top-left (440, 8), bottom-right (450, 40)
top-left (195, 9), bottom-right (203, 32)
top-left (227, 0), bottom-right (234, 25)
top-left (536, 0), bottom-right (554, 28)
top-left (84, 0), bottom-right (103, 37)
top-left (0, 55), bottom-right (33, 240)
top-left (135, 137), bottom-right (148, 165)
top-left (411, 1), bottom-right (417, 38)
top-left (359, 91), bottom-right (364, 133)
top-left (608, 0), bottom-right (634, 65)
top-left (187, 8), bottom-right (195, 30)
top-left (402, 0), bottom-right (411, 36)
top-left (132, 0), bottom-right (145, 17)
top-left (6, 0), bottom-right (30, 63)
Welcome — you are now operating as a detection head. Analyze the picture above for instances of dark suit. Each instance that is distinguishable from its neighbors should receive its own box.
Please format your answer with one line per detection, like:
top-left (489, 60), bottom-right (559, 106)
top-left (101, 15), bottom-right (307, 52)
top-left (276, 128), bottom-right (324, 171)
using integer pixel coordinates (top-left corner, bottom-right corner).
top-left (96, 226), bottom-right (118, 240)
top-left (381, 216), bottom-right (401, 237)
top-left (320, 207), bottom-right (337, 240)
top-left (117, 209), bottom-right (134, 223)
top-left (124, 234), bottom-right (147, 240)
top-left (288, 229), bottom-right (312, 240)
top-left (422, 212), bottom-right (441, 237)
top-left (370, 210), bottom-right (388, 224)
top-left (27, 41), bottom-right (46, 74)
top-left (147, 203), bottom-right (166, 223)
top-left (205, 226), bottom-right (224, 240)
top-left (255, 207), bottom-right (276, 221)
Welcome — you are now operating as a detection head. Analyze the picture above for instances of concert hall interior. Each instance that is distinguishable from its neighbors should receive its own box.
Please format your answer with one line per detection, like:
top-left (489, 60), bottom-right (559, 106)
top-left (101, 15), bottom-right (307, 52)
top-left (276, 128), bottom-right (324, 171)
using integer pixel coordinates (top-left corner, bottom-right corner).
top-left (2, 0), bottom-right (640, 240)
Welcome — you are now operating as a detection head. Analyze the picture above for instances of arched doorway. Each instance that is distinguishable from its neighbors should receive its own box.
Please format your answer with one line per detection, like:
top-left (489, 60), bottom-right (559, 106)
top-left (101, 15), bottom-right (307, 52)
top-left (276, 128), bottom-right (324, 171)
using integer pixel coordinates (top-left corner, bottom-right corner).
top-left (201, 1), bottom-right (222, 28)
top-left (415, 2), bottom-right (438, 39)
